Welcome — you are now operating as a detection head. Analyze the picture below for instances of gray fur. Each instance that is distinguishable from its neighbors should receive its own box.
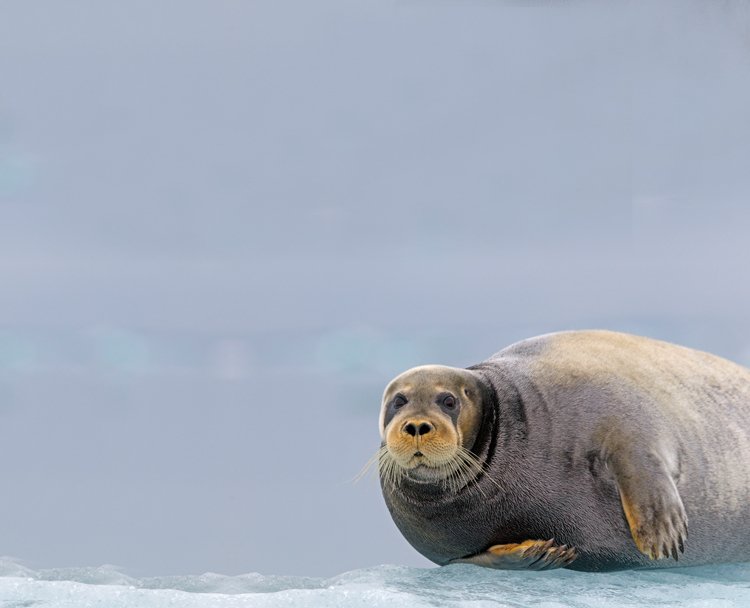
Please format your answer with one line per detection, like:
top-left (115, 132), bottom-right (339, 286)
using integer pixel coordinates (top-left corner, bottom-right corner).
top-left (380, 330), bottom-right (750, 571)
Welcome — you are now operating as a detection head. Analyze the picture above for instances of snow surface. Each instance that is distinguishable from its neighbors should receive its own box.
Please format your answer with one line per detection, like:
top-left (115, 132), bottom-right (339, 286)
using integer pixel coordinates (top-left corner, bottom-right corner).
top-left (2, 560), bottom-right (750, 608)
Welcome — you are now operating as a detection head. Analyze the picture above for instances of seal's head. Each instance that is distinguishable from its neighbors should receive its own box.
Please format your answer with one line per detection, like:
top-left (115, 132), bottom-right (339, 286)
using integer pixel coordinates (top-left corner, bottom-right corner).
top-left (378, 365), bottom-right (486, 490)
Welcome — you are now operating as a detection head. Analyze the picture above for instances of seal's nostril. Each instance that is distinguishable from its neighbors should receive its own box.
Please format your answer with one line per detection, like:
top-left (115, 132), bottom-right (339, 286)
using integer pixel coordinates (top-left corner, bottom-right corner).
top-left (403, 421), bottom-right (433, 436)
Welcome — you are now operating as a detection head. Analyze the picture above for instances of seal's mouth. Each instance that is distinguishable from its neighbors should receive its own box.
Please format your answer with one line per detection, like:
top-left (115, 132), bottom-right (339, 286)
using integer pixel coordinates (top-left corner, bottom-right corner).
top-left (374, 434), bottom-right (492, 493)
top-left (409, 451), bottom-right (430, 466)
top-left (406, 452), bottom-right (440, 473)
top-left (395, 447), bottom-right (455, 470)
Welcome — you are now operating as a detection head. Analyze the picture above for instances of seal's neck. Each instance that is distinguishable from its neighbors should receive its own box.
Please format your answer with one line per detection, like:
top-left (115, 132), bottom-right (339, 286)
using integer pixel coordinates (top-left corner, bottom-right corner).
top-left (469, 363), bottom-right (529, 449)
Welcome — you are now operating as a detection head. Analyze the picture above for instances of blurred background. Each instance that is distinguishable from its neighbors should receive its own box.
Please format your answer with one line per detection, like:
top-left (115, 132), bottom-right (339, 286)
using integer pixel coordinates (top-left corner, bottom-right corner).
top-left (1, 0), bottom-right (750, 578)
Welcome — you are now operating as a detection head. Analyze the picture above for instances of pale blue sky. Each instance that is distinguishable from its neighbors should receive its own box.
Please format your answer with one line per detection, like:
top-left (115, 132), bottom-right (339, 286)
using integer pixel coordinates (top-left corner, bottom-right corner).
top-left (1, 0), bottom-right (750, 577)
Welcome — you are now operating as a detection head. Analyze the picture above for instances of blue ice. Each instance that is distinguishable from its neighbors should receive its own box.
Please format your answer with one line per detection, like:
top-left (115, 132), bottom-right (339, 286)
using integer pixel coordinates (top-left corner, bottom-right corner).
top-left (2, 559), bottom-right (750, 607)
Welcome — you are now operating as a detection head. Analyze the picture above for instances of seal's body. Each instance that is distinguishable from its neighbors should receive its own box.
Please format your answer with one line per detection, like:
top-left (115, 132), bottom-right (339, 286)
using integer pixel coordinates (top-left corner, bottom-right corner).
top-left (378, 331), bottom-right (750, 571)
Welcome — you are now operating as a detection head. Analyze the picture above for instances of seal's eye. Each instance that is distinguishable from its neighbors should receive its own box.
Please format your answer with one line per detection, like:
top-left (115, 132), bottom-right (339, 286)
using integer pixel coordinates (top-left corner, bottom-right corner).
top-left (440, 394), bottom-right (456, 409)
top-left (392, 394), bottom-right (408, 409)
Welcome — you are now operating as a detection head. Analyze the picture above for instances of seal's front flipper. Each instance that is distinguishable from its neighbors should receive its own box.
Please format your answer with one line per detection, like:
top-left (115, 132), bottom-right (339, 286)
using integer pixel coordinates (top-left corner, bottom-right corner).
top-left (610, 448), bottom-right (688, 561)
top-left (451, 539), bottom-right (577, 570)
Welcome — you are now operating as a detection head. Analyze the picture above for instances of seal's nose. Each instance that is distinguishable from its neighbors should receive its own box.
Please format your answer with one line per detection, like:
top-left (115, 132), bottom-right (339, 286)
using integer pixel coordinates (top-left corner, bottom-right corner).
top-left (403, 421), bottom-right (434, 437)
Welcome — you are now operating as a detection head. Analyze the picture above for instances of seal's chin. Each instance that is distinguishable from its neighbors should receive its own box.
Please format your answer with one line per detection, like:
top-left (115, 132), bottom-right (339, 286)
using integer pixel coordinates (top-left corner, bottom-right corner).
top-left (406, 463), bottom-right (447, 483)
top-left (398, 453), bottom-right (455, 482)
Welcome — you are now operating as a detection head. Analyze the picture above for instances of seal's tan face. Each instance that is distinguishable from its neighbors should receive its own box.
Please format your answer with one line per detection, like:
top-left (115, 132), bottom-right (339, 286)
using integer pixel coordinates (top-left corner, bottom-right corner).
top-left (379, 365), bottom-right (484, 486)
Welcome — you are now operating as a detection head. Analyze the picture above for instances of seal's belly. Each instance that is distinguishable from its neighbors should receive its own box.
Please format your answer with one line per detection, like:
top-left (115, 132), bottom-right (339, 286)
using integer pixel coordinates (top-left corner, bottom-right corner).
top-left (387, 496), bottom-right (496, 565)
top-left (391, 460), bottom-right (750, 571)
top-left (387, 478), bottom-right (630, 567)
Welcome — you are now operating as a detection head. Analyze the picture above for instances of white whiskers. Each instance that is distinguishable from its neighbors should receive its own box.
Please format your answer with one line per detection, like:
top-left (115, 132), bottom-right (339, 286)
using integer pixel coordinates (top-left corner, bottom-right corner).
top-left (353, 445), bottom-right (388, 483)
top-left (356, 444), bottom-right (501, 496)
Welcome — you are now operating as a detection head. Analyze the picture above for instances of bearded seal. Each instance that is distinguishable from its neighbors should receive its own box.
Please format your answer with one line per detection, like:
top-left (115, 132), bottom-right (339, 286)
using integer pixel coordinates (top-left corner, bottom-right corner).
top-left (376, 330), bottom-right (750, 571)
